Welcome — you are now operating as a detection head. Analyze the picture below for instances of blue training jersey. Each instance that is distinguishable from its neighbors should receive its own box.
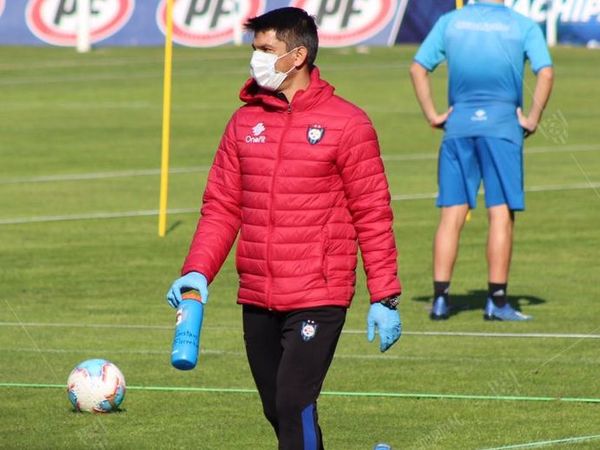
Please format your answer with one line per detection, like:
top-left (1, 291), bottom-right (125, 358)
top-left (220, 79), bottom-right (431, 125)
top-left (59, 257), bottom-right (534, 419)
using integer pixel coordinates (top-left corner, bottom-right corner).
top-left (414, 1), bottom-right (552, 145)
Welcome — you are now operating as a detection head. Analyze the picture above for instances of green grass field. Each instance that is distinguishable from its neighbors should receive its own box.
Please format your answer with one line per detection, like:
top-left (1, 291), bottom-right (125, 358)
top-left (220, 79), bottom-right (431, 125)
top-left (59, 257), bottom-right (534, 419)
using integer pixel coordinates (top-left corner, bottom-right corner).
top-left (1, 45), bottom-right (599, 449)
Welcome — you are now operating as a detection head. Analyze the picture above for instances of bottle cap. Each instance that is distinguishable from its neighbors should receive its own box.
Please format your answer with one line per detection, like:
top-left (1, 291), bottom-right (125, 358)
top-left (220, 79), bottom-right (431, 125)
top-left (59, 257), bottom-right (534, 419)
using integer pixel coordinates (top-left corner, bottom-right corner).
top-left (181, 289), bottom-right (202, 302)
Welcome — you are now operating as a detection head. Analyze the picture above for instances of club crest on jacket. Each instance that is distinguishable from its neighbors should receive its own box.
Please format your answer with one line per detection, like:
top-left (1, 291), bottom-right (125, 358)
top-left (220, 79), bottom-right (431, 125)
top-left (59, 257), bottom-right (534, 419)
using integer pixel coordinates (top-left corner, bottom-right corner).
top-left (300, 320), bottom-right (318, 341)
top-left (307, 125), bottom-right (325, 145)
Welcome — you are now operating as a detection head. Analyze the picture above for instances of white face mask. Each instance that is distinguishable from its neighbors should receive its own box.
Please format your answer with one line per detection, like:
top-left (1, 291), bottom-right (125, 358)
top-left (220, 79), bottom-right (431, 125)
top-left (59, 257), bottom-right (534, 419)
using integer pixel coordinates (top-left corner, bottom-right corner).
top-left (250, 48), bottom-right (297, 91)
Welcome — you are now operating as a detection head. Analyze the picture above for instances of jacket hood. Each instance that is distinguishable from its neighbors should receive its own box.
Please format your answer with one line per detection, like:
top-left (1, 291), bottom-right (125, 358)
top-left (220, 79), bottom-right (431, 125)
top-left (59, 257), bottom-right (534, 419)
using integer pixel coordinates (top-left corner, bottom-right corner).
top-left (239, 67), bottom-right (335, 112)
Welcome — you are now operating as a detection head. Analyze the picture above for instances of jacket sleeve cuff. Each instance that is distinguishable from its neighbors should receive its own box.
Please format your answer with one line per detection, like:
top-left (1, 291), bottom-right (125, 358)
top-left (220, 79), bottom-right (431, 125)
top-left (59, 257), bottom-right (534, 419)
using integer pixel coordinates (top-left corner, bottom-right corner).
top-left (369, 285), bottom-right (402, 303)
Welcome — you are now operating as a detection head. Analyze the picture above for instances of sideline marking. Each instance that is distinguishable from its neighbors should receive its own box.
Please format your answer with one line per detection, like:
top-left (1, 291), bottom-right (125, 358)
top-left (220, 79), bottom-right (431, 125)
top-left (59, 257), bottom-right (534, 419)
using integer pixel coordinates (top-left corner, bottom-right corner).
top-left (1, 182), bottom-right (599, 225)
top-left (1, 144), bottom-right (598, 185)
top-left (479, 433), bottom-right (600, 449)
top-left (0, 62), bottom-right (410, 87)
top-left (1, 382), bottom-right (599, 404)
top-left (1, 322), bottom-right (599, 339)
top-left (0, 167), bottom-right (210, 184)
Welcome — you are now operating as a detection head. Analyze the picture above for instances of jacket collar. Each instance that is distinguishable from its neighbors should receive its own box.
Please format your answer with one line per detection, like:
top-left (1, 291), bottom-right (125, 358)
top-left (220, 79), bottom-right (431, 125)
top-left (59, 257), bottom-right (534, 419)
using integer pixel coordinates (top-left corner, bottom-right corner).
top-left (239, 67), bottom-right (334, 112)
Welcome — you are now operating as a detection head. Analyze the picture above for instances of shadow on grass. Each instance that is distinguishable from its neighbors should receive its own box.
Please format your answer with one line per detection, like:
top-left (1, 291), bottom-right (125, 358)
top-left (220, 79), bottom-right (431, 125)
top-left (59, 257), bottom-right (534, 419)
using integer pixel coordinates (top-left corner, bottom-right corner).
top-left (69, 408), bottom-right (127, 414)
top-left (166, 220), bottom-right (183, 235)
top-left (412, 289), bottom-right (546, 318)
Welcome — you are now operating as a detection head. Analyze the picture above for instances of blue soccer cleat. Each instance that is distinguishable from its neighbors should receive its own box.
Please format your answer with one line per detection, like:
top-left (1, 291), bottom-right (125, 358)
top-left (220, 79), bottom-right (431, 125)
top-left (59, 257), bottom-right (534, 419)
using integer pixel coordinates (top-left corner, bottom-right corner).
top-left (484, 298), bottom-right (532, 321)
top-left (430, 296), bottom-right (450, 320)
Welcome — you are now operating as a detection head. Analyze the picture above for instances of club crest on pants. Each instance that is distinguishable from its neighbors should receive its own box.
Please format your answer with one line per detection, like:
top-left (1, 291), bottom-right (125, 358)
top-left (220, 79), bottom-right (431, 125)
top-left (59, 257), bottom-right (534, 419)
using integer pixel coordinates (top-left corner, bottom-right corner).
top-left (301, 320), bottom-right (318, 341)
top-left (307, 125), bottom-right (325, 145)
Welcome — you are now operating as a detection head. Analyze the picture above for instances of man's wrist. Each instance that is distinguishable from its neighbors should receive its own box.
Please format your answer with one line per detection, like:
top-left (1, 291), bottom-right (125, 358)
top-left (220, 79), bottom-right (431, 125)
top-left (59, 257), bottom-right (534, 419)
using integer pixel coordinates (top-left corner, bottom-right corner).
top-left (426, 112), bottom-right (438, 125)
top-left (377, 295), bottom-right (400, 310)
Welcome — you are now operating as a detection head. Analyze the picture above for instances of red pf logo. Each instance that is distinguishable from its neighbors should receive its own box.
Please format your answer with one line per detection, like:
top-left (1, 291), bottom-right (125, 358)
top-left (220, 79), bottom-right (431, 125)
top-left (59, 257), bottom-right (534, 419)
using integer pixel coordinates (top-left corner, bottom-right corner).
top-left (26, 0), bottom-right (134, 47)
top-left (156, 0), bottom-right (265, 47)
top-left (292, 0), bottom-right (397, 47)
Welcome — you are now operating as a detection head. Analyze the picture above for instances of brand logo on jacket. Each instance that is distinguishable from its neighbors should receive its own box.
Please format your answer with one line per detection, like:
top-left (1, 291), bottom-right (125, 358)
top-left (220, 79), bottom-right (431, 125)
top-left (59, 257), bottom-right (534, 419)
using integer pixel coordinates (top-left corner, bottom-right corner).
top-left (246, 122), bottom-right (266, 143)
top-left (300, 320), bottom-right (318, 341)
top-left (307, 125), bottom-right (325, 145)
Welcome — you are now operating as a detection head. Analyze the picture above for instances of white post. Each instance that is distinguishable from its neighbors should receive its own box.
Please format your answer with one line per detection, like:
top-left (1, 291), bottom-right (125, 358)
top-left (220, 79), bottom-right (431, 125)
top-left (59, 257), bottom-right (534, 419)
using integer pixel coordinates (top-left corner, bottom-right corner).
top-left (546, 0), bottom-right (558, 47)
top-left (77, 0), bottom-right (91, 53)
top-left (233, 0), bottom-right (243, 46)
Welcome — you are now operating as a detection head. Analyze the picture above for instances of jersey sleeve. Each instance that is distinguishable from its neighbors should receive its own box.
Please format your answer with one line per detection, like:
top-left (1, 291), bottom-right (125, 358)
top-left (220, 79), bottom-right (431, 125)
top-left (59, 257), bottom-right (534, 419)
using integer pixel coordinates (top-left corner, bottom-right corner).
top-left (413, 14), bottom-right (450, 72)
top-left (524, 22), bottom-right (553, 73)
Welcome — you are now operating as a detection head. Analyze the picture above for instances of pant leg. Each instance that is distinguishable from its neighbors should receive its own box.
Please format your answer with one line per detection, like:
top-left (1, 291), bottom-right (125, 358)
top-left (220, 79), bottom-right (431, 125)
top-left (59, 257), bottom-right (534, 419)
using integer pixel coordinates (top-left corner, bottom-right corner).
top-left (276, 307), bottom-right (347, 450)
top-left (242, 305), bottom-right (284, 435)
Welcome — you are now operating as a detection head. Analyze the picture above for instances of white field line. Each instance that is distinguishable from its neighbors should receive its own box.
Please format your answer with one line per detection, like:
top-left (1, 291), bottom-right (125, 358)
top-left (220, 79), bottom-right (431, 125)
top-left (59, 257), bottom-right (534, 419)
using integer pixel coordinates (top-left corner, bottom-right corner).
top-left (1, 144), bottom-right (598, 186)
top-left (0, 71), bottom-right (164, 86)
top-left (387, 331), bottom-right (600, 339)
top-left (5, 348), bottom-right (597, 365)
top-left (0, 347), bottom-right (429, 361)
top-left (0, 47), bottom-right (394, 71)
top-left (1, 321), bottom-right (599, 339)
top-left (479, 434), bottom-right (600, 450)
top-left (524, 181), bottom-right (600, 193)
top-left (0, 52), bottom-right (247, 72)
top-left (0, 166), bottom-right (210, 185)
top-left (1, 181), bottom-right (599, 226)
top-left (0, 62), bottom-right (410, 87)
top-left (0, 68), bottom-right (246, 86)
top-left (0, 348), bottom-right (545, 364)
top-left (0, 101), bottom-right (236, 111)
top-left (0, 321), bottom-right (171, 330)
top-left (0, 347), bottom-right (417, 364)
top-left (0, 208), bottom-right (198, 225)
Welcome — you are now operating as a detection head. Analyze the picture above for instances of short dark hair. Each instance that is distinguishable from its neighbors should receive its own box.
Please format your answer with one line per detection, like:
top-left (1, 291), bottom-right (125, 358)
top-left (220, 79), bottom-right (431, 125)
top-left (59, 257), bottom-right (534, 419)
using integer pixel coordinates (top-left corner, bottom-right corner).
top-left (244, 7), bottom-right (319, 67)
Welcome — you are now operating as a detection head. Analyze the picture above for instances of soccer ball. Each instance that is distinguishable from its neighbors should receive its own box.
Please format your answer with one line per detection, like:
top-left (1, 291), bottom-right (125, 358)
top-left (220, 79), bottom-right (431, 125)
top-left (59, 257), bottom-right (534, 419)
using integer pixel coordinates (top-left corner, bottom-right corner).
top-left (67, 359), bottom-right (126, 413)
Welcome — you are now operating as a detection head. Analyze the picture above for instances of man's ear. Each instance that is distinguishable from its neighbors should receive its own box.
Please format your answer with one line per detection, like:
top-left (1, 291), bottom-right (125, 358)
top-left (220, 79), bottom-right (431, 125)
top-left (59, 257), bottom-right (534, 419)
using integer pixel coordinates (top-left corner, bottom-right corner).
top-left (293, 46), bottom-right (309, 68)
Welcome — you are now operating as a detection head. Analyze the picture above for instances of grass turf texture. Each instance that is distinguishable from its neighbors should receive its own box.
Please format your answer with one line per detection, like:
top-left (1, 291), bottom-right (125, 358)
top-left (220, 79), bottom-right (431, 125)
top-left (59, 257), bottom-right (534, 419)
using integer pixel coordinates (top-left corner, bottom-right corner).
top-left (1, 45), bottom-right (599, 449)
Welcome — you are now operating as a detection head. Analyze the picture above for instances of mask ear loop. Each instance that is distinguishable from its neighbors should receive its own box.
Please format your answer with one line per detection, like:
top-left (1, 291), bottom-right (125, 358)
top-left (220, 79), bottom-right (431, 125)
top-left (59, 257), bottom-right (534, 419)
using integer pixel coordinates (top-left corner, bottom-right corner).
top-left (277, 47), bottom-right (301, 75)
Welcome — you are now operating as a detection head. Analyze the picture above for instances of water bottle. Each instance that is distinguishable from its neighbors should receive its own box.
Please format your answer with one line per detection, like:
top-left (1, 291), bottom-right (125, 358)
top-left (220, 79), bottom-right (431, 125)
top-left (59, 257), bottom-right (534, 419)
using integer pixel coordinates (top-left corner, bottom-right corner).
top-left (171, 289), bottom-right (204, 370)
top-left (373, 444), bottom-right (392, 450)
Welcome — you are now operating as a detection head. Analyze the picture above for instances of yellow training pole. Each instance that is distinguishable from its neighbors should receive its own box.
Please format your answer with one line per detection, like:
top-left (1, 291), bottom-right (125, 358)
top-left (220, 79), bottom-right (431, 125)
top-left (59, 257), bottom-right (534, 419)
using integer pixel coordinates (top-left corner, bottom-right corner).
top-left (158, 0), bottom-right (174, 237)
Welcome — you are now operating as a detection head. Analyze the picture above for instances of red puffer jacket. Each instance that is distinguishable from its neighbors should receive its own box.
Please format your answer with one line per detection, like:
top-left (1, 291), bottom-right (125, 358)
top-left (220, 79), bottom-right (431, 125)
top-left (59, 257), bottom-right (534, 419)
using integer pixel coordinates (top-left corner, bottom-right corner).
top-left (182, 68), bottom-right (401, 311)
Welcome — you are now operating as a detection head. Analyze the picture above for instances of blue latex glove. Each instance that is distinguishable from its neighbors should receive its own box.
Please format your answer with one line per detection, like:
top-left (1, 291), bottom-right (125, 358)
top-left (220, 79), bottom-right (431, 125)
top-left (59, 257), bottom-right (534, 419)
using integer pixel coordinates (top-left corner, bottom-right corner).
top-left (166, 271), bottom-right (209, 308)
top-left (367, 303), bottom-right (402, 352)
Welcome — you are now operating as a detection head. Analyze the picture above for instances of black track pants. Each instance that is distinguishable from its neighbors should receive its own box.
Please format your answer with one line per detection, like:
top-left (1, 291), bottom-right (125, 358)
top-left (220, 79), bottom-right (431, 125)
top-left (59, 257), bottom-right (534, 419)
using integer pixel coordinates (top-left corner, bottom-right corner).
top-left (243, 305), bottom-right (347, 450)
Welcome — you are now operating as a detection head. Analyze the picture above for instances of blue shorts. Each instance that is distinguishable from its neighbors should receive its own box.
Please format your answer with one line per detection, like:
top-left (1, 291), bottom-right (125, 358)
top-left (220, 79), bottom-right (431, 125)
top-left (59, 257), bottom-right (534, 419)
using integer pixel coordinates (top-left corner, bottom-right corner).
top-left (437, 137), bottom-right (524, 211)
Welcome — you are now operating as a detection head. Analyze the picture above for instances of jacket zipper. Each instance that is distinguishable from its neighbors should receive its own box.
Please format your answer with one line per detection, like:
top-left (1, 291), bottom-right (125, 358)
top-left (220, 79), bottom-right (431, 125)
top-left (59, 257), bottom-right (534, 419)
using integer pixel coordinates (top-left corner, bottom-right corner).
top-left (266, 103), bottom-right (293, 309)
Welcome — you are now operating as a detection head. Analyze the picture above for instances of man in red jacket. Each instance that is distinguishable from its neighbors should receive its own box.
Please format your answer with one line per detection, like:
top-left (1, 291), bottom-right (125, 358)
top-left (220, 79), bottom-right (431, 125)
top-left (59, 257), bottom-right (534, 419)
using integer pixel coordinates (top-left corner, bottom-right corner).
top-left (166, 7), bottom-right (402, 450)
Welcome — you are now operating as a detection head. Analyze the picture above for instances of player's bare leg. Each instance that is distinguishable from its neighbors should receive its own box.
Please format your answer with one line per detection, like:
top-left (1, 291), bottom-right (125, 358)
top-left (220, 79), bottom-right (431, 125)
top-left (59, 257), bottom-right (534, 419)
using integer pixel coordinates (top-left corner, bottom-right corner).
top-left (484, 204), bottom-right (531, 320)
top-left (487, 204), bottom-right (514, 284)
top-left (431, 204), bottom-right (469, 319)
top-left (434, 204), bottom-right (470, 281)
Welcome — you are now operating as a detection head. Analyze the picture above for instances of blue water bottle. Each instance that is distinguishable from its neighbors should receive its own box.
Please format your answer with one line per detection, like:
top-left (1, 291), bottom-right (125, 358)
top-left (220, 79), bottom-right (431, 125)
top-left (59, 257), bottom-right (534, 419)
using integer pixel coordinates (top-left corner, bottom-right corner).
top-left (373, 444), bottom-right (392, 450)
top-left (171, 289), bottom-right (204, 370)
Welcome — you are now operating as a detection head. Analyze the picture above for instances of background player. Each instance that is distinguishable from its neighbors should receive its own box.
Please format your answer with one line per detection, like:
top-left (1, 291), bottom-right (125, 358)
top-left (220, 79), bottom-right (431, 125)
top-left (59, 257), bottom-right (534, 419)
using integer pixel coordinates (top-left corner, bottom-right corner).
top-left (410, 0), bottom-right (554, 321)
